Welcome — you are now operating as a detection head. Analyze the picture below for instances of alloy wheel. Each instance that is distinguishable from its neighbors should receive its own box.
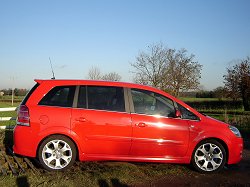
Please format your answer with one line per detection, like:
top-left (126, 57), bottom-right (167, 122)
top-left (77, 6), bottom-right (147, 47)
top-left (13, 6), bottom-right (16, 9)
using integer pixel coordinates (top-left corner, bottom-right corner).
top-left (194, 142), bottom-right (224, 172)
top-left (41, 139), bottom-right (73, 170)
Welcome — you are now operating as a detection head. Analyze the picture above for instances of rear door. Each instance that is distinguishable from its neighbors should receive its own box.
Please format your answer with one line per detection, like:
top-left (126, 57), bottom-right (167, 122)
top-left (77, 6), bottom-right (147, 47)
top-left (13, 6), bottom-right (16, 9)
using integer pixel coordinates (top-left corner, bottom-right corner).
top-left (71, 86), bottom-right (132, 156)
top-left (129, 88), bottom-right (190, 158)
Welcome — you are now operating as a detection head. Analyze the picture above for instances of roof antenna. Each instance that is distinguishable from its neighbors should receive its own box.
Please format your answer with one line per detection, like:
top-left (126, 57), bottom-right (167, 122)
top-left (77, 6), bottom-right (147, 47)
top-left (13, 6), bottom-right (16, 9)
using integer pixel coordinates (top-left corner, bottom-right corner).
top-left (49, 57), bottom-right (55, 79)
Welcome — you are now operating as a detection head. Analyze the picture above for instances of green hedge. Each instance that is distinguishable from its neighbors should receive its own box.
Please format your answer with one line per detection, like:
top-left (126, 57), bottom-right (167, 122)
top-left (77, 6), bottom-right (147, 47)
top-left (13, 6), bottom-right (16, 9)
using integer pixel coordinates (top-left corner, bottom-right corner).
top-left (185, 100), bottom-right (243, 111)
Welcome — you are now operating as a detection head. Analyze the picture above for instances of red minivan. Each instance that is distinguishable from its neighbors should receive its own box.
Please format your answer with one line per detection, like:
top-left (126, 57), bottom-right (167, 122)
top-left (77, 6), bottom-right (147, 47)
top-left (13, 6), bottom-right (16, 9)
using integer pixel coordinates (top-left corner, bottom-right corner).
top-left (13, 79), bottom-right (243, 173)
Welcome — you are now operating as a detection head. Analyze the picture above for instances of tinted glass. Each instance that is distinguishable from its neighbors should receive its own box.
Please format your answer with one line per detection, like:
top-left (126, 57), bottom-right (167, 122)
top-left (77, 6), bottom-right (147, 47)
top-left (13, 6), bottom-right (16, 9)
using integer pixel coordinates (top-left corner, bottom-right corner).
top-left (77, 86), bottom-right (87, 108)
top-left (131, 89), bottom-right (175, 117)
top-left (39, 86), bottom-right (75, 107)
top-left (87, 86), bottom-right (125, 112)
top-left (177, 103), bottom-right (199, 120)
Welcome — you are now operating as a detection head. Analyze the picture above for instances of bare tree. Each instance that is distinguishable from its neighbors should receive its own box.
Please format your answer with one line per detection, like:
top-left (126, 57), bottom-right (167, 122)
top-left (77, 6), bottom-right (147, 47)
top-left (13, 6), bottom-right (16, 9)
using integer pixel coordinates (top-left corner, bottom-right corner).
top-left (164, 48), bottom-right (202, 97)
top-left (223, 67), bottom-right (241, 101)
top-left (86, 67), bottom-right (122, 82)
top-left (131, 43), bottom-right (168, 88)
top-left (102, 72), bottom-right (121, 81)
top-left (131, 44), bottom-right (202, 97)
top-left (87, 67), bottom-right (102, 80)
top-left (224, 57), bottom-right (250, 111)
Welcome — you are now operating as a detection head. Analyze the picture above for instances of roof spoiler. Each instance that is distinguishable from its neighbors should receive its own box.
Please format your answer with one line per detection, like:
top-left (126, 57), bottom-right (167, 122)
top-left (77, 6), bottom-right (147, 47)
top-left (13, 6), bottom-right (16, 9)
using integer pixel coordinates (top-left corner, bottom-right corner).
top-left (34, 79), bottom-right (43, 84)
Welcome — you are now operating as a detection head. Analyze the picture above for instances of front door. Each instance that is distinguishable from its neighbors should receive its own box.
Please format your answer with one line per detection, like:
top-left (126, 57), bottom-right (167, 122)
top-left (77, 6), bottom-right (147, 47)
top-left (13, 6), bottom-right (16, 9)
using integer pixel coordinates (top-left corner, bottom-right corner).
top-left (129, 89), bottom-right (190, 158)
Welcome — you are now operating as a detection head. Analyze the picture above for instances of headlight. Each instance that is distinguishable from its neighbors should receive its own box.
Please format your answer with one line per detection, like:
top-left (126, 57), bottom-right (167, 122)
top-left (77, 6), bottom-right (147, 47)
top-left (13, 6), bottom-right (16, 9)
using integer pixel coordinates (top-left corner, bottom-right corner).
top-left (229, 125), bottom-right (241, 137)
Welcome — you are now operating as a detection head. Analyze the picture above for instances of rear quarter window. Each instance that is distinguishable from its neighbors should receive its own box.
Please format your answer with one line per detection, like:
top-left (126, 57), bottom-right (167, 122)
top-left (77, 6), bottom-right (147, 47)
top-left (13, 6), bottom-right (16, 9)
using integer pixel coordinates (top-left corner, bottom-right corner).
top-left (39, 86), bottom-right (76, 107)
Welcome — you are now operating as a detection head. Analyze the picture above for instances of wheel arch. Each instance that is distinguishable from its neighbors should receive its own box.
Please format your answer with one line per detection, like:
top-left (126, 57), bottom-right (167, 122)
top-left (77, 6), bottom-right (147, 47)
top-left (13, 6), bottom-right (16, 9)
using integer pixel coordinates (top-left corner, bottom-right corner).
top-left (36, 133), bottom-right (80, 161)
top-left (191, 137), bottom-right (229, 164)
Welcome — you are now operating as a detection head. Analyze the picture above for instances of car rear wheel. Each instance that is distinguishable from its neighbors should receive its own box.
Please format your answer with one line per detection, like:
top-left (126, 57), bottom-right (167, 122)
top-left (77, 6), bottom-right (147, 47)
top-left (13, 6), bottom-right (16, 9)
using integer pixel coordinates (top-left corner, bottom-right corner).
top-left (38, 135), bottom-right (76, 171)
top-left (191, 139), bottom-right (226, 173)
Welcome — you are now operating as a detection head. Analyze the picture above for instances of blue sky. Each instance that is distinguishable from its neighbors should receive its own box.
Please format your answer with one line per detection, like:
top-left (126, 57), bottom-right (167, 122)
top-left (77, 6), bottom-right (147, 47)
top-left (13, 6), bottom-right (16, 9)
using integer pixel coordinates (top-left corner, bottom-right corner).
top-left (0, 0), bottom-right (250, 90)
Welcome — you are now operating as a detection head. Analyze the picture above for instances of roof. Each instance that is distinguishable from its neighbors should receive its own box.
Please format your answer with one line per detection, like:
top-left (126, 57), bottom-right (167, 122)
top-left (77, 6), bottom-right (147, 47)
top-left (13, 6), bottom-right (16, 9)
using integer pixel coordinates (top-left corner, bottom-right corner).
top-left (34, 79), bottom-right (173, 98)
top-left (35, 79), bottom-right (154, 90)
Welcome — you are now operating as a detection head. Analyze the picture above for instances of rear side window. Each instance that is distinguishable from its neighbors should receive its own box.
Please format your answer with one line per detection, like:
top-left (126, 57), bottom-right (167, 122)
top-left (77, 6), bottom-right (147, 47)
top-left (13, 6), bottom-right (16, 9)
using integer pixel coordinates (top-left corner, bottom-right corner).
top-left (39, 86), bottom-right (76, 107)
top-left (77, 86), bottom-right (125, 112)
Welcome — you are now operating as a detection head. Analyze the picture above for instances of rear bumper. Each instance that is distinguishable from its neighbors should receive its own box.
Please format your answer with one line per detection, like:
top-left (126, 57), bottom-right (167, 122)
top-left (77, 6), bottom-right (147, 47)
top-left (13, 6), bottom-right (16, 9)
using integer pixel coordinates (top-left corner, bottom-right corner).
top-left (13, 125), bottom-right (37, 157)
top-left (227, 137), bottom-right (243, 164)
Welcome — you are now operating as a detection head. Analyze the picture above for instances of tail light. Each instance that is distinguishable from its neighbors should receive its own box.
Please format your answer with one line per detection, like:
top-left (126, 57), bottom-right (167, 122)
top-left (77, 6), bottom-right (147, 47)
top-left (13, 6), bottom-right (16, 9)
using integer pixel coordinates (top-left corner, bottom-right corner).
top-left (17, 105), bottom-right (30, 126)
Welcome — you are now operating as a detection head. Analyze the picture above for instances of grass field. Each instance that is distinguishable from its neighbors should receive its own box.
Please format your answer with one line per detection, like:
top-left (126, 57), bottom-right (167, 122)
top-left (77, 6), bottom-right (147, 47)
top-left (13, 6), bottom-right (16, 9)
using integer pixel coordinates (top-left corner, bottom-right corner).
top-left (0, 102), bottom-right (19, 108)
top-left (0, 95), bottom-right (24, 100)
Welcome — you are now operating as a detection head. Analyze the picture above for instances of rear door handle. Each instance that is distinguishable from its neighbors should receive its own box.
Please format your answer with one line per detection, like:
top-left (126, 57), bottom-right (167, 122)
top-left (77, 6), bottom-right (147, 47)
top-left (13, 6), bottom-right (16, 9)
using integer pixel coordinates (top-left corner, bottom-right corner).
top-left (137, 123), bottom-right (147, 127)
top-left (75, 117), bottom-right (87, 122)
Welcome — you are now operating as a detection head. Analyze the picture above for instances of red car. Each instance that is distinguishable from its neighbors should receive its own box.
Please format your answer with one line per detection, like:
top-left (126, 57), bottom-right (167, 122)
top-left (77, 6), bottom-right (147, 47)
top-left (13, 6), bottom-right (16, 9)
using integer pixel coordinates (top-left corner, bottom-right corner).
top-left (13, 79), bottom-right (243, 173)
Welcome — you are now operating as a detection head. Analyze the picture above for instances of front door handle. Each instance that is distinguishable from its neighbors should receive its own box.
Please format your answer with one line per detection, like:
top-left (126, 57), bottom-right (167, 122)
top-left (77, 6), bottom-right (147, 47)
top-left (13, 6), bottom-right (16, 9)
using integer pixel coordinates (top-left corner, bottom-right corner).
top-left (137, 122), bottom-right (147, 127)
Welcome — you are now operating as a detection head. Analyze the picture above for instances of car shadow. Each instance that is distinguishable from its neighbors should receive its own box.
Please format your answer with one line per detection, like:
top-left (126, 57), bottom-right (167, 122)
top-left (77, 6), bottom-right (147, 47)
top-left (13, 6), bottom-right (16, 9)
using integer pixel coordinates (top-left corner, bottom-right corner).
top-left (241, 130), bottom-right (250, 150)
top-left (98, 178), bottom-right (129, 187)
top-left (16, 176), bottom-right (30, 187)
top-left (3, 129), bottom-right (14, 155)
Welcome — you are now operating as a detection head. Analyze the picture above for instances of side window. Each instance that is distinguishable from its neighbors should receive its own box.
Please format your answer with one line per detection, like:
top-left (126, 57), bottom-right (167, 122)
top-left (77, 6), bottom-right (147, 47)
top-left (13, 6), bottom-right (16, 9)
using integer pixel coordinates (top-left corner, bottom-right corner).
top-left (39, 86), bottom-right (75, 107)
top-left (131, 89), bottom-right (176, 117)
top-left (177, 103), bottom-right (199, 120)
top-left (85, 86), bottom-right (125, 112)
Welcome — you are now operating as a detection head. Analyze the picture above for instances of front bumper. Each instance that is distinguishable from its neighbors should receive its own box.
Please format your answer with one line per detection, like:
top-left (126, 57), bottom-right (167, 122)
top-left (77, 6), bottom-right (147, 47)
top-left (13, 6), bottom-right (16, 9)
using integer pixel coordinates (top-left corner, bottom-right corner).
top-left (227, 137), bottom-right (243, 164)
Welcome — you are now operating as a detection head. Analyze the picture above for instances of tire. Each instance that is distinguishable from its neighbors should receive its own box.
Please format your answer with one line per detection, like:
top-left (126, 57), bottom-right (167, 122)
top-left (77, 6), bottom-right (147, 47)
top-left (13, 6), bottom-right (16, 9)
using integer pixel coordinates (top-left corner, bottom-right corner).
top-left (38, 135), bottom-right (76, 171)
top-left (191, 139), bottom-right (226, 173)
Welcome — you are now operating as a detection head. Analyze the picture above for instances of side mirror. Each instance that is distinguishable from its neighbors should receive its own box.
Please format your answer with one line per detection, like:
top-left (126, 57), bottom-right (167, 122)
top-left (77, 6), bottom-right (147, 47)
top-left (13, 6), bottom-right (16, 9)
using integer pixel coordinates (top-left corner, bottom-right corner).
top-left (175, 110), bottom-right (182, 118)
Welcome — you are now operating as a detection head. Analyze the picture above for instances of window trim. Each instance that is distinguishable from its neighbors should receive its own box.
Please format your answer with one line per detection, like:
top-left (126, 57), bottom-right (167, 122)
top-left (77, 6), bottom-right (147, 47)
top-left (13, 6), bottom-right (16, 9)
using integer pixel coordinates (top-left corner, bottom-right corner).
top-left (72, 86), bottom-right (80, 108)
top-left (123, 88), bottom-right (130, 113)
top-left (126, 88), bottom-right (135, 113)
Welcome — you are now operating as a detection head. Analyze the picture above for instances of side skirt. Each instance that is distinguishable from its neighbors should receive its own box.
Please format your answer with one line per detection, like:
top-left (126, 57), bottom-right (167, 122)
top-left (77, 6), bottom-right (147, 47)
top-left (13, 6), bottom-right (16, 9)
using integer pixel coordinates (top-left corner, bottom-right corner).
top-left (79, 154), bottom-right (191, 164)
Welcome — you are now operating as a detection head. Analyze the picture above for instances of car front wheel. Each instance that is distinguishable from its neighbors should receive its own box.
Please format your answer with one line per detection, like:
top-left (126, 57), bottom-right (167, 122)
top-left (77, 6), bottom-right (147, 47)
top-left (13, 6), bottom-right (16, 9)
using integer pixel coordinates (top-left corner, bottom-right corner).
top-left (191, 139), bottom-right (226, 173)
top-left (38, 135), bottom-right (76, 171)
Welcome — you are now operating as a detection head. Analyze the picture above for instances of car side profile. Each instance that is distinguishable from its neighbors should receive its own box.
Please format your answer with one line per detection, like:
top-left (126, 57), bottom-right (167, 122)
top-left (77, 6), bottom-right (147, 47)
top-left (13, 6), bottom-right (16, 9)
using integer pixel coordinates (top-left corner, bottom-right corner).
top-left (13, 79), bottom-right (243, 173)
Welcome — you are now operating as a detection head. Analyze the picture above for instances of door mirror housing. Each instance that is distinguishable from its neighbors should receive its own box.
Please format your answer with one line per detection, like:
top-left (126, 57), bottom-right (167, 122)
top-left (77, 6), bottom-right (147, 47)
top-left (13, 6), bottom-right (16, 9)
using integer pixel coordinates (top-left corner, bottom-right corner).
top-left (175, 110), bottom-right (182, 118)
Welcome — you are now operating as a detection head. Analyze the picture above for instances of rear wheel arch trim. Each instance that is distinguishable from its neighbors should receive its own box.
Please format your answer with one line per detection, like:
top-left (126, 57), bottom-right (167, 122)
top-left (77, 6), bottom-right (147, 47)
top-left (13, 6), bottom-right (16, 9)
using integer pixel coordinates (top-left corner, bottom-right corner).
top-left (36, 133), bottom-right (80, 161)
